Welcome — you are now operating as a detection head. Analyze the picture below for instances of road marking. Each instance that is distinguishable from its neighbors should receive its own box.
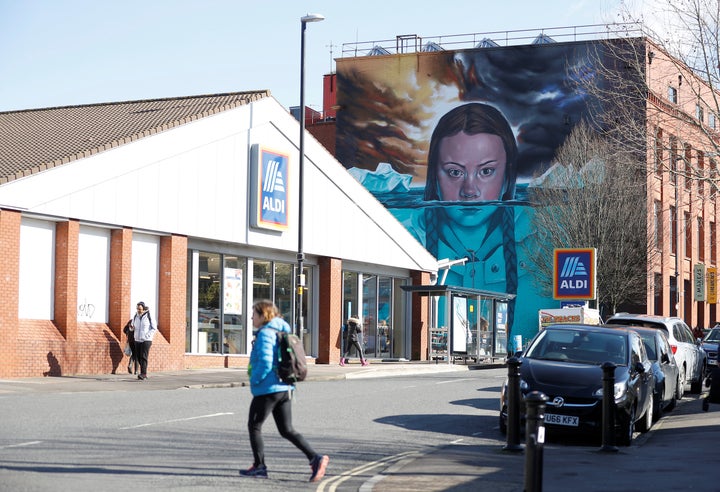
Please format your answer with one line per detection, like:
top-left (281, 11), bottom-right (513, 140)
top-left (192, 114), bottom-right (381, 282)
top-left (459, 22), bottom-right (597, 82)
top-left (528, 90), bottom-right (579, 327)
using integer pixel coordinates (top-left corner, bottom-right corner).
top-left (119, 412), bottom-right (234, 429)
top-left (316, 451), bottom-right (423, 492)
top-left (435, 378), bottom-right (473, 384)
top-left (1, 441), bottom-right (43, 449)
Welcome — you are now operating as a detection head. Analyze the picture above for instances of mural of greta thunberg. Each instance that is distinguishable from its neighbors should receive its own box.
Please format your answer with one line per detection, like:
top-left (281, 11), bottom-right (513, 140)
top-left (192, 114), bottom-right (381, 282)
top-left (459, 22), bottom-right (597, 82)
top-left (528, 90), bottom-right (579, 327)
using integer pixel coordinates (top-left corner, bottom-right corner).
top-left (422, 102), bottom-right (520, 344)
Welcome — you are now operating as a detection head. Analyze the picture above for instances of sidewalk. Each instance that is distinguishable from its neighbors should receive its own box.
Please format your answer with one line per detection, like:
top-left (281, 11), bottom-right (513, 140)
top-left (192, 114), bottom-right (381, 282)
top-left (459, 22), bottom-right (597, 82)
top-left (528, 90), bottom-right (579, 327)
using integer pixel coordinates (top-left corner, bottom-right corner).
top-left (0, 360), bottom-right (485, 394)
top-left (372, 392), bottom-right (720, 491)
top-left (1, 362), bottom-right (715, 491)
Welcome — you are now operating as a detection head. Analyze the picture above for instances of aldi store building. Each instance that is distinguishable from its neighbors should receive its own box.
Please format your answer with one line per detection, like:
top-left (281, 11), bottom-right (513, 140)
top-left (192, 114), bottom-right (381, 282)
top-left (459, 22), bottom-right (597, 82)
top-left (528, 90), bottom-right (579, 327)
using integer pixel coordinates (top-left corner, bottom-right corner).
top-left (0, 92), bottom-right (438, 378)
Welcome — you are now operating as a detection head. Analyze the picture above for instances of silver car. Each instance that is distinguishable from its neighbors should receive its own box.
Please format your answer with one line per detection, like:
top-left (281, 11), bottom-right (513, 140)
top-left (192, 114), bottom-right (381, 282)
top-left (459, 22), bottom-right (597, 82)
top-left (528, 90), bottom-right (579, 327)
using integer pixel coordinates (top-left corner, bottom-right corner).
top-left (606, 313), bottom-right (707, 395)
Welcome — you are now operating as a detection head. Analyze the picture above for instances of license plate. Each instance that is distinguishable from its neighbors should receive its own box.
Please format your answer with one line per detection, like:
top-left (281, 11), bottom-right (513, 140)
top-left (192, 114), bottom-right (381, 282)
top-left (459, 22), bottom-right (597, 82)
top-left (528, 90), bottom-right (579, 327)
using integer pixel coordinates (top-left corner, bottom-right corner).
top-left (544, 413), bottom-right (579, 426)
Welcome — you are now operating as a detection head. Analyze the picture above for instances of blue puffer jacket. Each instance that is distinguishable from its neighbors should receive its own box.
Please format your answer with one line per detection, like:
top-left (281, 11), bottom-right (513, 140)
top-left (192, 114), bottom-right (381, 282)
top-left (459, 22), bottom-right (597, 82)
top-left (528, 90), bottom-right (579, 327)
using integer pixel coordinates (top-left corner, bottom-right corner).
top-left (249, 317), bottom-right (294, 396)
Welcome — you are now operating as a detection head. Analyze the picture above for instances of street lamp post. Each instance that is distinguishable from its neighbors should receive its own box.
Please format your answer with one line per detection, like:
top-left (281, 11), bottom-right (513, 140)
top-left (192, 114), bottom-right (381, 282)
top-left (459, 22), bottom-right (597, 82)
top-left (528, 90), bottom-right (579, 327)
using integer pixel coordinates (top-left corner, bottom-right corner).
top-left (674, 156), bottom-right (682, 320)
top-left (297, 13), bottom-right (324, 340)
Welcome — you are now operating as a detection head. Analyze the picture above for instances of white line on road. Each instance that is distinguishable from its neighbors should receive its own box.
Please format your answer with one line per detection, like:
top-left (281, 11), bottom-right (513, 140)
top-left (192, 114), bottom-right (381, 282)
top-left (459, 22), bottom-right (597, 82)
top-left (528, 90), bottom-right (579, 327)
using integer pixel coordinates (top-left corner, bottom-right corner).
top-left (119, 412), bottom-right (234, 430)
top-left (0, 441), bottom-right (43, 449)
top-left (435, 378), bottom-right (474, 384)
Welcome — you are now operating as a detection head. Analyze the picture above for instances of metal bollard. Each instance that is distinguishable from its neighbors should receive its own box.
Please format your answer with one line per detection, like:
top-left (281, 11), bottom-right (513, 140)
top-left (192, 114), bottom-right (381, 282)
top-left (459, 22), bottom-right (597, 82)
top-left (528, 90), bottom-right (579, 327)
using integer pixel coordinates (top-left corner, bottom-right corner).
top-left (503, 356), bottom-right (524, 452)
top-left (523, 391), bottom-right (548, 492)
top-left (599, 361), bottom-right (618, 452)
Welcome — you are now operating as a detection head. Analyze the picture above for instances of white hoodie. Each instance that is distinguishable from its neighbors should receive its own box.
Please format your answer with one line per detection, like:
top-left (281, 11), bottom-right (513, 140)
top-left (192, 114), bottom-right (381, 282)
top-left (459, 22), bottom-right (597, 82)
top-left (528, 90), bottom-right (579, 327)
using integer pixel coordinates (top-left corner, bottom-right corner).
top-left (133, 311), bottom-right (157, 342)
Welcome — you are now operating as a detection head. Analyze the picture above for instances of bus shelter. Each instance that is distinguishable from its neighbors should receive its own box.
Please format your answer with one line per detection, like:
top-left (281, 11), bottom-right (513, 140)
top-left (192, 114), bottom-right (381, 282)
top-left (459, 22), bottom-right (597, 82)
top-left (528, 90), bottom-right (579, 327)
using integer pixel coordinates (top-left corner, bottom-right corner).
top-left (402, 285), bottom-right (515, 364)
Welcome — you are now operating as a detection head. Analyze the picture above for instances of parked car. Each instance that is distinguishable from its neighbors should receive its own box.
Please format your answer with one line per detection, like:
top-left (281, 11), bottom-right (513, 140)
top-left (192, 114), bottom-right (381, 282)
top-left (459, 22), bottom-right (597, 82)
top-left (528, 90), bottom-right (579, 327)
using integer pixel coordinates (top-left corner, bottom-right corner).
top-left (605, 324), bottom-right (679, 420)
top-left (499, 324), bottom-right (655, 445)
top-left (701, 327), bottom-right (720, 367)
top-left (605, 314), bottom-right (707, 394)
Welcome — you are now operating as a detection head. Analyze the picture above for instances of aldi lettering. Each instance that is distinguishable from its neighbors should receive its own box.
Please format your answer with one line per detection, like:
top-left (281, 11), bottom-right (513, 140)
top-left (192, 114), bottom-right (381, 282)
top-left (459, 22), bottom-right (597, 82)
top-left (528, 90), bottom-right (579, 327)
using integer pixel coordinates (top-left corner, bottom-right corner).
top-left (262, 196), bottom-right (286, 214)
top-left (560, 279), bottom-right (588, 289)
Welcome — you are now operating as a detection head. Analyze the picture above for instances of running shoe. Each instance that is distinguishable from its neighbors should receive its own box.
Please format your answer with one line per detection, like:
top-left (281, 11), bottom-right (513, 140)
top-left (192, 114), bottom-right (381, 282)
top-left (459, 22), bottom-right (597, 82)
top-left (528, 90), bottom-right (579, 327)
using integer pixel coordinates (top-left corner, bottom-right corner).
top-left (309, 455), bottom-right (329, 482)
top-left (239, 464), bottom-right (268, 478)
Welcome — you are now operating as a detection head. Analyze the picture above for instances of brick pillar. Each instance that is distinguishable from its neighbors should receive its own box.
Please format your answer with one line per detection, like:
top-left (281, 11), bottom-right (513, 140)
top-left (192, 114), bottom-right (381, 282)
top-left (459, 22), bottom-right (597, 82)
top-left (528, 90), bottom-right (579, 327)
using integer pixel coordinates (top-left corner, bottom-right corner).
top-left (109, 228), bottom-right (133, 339)
top-left (159, 235), bottom-right (187, 361)
top-left (0, 210), bottom-right (21, 377)
top-left (54, 220), bottom-right (79, 344)
top-left (410, 271), bottom-right (431, 361)
top-left (317, 256), bottom-right (342, 364)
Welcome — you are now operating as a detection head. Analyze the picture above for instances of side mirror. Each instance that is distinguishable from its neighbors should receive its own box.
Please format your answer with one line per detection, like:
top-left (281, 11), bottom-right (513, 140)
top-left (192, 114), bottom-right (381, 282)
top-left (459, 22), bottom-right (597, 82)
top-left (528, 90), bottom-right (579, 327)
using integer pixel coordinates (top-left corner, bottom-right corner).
top-left (634, 361), bottom-right (646, 374)
top-left (514, 350), bottom-right (523, 358)
top-left (661, 353), bottom-right (670, 364)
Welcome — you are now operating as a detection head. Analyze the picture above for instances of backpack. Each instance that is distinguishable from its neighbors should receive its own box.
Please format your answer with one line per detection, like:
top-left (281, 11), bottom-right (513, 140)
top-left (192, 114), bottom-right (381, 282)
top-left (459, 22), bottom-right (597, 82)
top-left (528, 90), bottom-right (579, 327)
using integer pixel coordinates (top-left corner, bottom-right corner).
top-left (275, 331), bottom-right (308, 384)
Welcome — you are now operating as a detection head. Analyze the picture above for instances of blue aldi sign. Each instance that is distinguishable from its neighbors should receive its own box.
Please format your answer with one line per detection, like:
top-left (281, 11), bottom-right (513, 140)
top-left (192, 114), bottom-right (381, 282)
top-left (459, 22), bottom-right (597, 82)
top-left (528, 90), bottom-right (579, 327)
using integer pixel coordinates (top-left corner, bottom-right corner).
top-left (251, 146), bottom-right (289, 231)
top-left (553, 248), bottom-right (596, 300)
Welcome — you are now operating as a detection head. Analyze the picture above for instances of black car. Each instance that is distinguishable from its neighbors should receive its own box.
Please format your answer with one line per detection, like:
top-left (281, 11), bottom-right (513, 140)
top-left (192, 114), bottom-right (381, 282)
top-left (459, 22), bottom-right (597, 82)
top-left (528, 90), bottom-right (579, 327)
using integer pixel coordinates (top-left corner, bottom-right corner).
top-left (701, 328), bottom-right (720, 368)
top-left (500, 324), bottom-right (655, 445)
top-left (606, 324), bottom-right (679, 420)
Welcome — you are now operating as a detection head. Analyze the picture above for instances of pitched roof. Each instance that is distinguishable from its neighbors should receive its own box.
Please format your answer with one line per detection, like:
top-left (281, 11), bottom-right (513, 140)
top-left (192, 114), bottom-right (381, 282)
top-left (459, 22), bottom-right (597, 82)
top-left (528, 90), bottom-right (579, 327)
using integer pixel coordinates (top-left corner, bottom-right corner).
top-left (0, 90), bottom-right (270, 184)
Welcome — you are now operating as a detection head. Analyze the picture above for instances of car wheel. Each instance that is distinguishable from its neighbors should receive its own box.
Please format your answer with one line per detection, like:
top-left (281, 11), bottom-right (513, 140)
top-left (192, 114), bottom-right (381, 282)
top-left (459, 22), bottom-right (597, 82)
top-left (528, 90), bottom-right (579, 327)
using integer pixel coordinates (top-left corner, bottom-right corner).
top-left (638, 394), bottom-right (653, 432)
top-left (677, 367), bottom-right (686, 400)
top-left (652, 389), bottom-right (662, 422)
top-left (618, 405), bottom-right (636, 446)
top-left (690, 363), bottom-right (707, 394)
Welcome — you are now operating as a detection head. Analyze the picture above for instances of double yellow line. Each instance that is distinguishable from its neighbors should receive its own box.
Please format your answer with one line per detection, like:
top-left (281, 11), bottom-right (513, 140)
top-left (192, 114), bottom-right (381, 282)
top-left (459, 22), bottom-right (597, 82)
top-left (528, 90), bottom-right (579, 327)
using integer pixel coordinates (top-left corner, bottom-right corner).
top-left (316, 450), bottom-right (424, 491)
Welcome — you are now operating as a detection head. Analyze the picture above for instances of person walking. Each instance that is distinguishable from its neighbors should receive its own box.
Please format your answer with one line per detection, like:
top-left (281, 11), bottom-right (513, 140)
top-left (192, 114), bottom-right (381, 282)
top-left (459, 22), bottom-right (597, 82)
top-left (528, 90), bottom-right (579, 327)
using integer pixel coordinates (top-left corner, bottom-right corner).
top-left (123, 319), bottom-right (138, 374)
top-left (340, 317), bottom-right (368, 366)
top-left (132, 301), bottom-right (157, 380)
top-left (240, 299), bottom-right (329, 482)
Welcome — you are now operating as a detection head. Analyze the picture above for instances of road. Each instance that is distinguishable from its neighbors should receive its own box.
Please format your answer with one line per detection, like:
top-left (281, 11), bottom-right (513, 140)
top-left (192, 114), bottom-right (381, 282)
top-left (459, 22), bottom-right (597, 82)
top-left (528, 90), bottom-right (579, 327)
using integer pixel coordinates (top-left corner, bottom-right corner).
top-left (0, 369), bottom-right (508, 491)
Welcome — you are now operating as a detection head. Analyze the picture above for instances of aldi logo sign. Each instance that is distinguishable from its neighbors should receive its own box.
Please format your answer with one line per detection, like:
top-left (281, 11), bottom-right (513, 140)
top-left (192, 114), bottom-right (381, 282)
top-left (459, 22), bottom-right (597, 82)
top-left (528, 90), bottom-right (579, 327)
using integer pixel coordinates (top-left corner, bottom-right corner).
top-left (251, 145), bottom-right (289, 231)
top-left (553, 248), bottom-right (596, 300)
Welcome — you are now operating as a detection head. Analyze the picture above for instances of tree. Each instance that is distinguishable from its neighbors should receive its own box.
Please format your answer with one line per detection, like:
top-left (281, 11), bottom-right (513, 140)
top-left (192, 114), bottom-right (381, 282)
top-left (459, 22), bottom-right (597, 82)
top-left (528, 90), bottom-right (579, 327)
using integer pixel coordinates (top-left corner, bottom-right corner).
top-left (587, 0), bottom-right (720, 196)
top-left (526, 121), bottom-right (656, 316)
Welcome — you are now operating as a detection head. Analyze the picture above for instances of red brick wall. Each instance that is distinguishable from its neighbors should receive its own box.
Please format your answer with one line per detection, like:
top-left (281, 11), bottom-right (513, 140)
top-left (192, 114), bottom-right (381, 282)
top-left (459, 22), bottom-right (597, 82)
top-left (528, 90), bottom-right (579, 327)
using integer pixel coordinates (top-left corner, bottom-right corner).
top-left (156, 234), bottom-right (188, 371)
top-left (109, 228), bottom-right (133, 340)
top-left (54, 220), bottom-right (79, 344)
top-left (317, 256), bottom-right (343, 364)
top-left (0, 210), bottom-right (21, 377)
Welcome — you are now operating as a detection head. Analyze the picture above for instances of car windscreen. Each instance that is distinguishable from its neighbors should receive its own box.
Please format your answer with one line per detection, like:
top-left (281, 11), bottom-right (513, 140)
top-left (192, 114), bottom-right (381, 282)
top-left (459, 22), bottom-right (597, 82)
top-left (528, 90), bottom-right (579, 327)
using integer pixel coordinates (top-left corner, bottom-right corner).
top-left (704, 329), bottom-right (720, 343)
top-left (606, 318), bottom-right (669, 336)
top-left (526, 329), bottom-right (628, 365)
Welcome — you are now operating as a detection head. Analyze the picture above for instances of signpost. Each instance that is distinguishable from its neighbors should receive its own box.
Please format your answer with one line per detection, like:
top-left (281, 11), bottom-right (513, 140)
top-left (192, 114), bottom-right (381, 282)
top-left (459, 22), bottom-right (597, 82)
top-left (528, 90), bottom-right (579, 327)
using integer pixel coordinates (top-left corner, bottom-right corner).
top-left (553, 248), bottom-right (596, 301)
top-left (694, 263), bottom-right (706, 302)
top-left (708, 267), bottom-right (717, 304)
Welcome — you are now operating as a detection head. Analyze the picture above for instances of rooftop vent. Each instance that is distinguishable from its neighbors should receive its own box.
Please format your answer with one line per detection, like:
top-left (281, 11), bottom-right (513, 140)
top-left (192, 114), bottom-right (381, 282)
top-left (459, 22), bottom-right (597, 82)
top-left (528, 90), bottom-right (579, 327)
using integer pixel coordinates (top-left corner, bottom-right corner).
top-left (368, 45), bottom-right (391, 56)
top-left (476, 38), bottom-right (500, 48)
top-left (532, 33), bottom-right (556, 44)
top-left (422, 41), bottom-right (444, 52)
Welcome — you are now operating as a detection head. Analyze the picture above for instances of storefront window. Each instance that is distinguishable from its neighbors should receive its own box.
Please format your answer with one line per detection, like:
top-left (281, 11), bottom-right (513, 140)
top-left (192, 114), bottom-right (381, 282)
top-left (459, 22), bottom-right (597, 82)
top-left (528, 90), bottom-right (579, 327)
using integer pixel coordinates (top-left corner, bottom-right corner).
top-left (198, 252), bottom-right (221, 353)
top-left (187, 251), bottom-right (247, 355)
top-left (343, 271), bottom-right (406, 360)
top-left (252, 260), bottom-right (311, 351)
top-left (222, 256), bottom-right (245, 354)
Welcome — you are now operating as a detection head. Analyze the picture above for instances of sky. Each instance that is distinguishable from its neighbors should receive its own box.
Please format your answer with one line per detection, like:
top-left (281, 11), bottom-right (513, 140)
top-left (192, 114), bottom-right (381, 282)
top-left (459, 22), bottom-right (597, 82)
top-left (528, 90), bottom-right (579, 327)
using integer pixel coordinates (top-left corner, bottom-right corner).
top-left (0, 0), bottom-right (628, 113)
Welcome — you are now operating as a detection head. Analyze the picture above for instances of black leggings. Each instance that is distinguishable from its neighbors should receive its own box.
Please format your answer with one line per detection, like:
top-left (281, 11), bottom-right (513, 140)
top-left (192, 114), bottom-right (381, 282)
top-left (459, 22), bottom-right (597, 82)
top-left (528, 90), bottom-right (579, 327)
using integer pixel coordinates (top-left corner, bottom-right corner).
top-left (248, 391), bottom-right (316, 467)
top-left (136, 340), bottom-right (152, 375)
top-left (343, 339), bottom-right (365, 360)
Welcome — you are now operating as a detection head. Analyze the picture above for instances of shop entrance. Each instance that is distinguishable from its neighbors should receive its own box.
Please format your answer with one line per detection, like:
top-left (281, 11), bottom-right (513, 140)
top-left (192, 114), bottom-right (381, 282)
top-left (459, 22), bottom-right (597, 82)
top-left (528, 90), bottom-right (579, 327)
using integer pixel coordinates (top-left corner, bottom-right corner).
top-left (343, 271), bottom-right (407, 360)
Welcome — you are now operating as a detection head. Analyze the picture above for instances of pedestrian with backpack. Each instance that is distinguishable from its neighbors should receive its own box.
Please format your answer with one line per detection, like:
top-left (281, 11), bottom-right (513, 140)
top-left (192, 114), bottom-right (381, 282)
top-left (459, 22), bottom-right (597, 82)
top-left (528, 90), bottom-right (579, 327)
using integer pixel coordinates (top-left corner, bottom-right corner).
top-left (132, 301), bottom-right (157, 380)
top-left (240, 299), bottom-right (329, 482)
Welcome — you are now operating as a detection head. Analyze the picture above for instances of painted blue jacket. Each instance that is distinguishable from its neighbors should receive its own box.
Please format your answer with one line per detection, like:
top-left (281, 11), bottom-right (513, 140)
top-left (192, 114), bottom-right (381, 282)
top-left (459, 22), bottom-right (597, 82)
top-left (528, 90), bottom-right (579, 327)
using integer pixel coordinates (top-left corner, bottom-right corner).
top-left (249, 317), bottom-right (294, 396)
